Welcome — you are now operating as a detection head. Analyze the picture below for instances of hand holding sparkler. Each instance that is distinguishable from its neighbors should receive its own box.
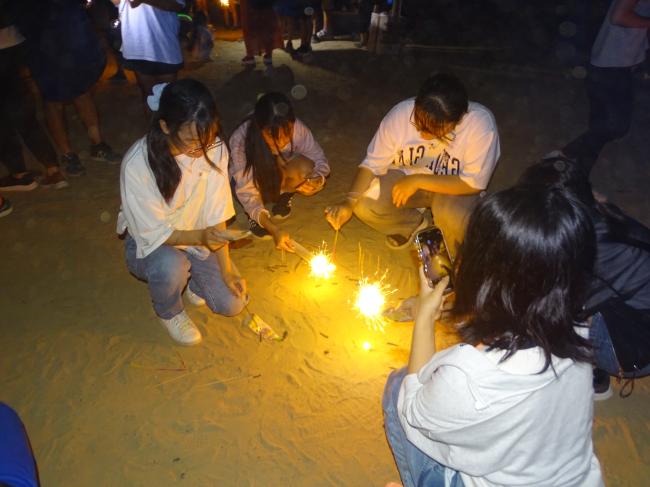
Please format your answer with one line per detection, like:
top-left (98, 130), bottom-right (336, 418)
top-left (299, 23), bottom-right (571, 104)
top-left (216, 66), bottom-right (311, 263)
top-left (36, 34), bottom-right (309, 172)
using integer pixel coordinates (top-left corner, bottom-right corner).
top-left (324, 199), bottom-right (354, 230)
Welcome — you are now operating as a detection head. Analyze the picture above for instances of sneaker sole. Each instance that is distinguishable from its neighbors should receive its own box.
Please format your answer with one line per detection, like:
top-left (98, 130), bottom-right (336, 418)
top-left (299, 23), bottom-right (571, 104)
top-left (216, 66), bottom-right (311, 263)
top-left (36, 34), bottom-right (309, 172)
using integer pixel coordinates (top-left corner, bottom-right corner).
top-left (91, 156), bottom-right (122, 165)
top-left (0, 181), bottom-right (38, 192)
top-left (160, 324), bottom-right (203, 346)
top-left (0, 204), bottom-right (13, 218)
top-left (42, 180), bottom-right (70, 190)
top-left (386, 219), bottom-right (428, 250)
top-left (594, 385), bottom-right (614, 401)
top-left (271, 212), bottom-right (291, 221)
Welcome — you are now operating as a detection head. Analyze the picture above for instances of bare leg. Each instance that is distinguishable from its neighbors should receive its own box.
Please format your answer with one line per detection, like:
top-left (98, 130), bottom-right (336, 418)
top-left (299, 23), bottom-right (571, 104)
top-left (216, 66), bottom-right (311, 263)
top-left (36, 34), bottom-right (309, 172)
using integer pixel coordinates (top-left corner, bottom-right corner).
top-left (134, 71), bottom-right (178, 106)
top-left (72, 92), bottom-right (102, 146)
top-left (44, 101), bottom-right (72, 155)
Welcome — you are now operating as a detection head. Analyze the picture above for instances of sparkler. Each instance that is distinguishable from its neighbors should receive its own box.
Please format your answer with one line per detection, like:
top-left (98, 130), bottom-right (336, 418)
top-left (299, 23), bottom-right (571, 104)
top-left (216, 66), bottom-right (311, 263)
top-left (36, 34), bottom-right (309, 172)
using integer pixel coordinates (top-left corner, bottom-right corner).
top-left (309, 252), bottom-right (336, 279)
top-left (291, 241), bottom-right (336, 279)
top-left (353, 272), bottom-right (395, 332)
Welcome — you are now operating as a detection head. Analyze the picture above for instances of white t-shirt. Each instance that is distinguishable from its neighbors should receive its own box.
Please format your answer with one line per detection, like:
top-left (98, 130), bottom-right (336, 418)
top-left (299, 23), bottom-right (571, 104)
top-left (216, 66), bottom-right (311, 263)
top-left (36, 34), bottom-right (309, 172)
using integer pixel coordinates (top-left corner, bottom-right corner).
top-left (117, 136), bottom-right (235, 259)
top-left (118, 0), bottom-right (185, 65)
top-left (360, 98), bottom-right (500, 191)
top-left (399, 343), bottom-right (604, 487)
top-left (591, 0), bottom-right (650, 68)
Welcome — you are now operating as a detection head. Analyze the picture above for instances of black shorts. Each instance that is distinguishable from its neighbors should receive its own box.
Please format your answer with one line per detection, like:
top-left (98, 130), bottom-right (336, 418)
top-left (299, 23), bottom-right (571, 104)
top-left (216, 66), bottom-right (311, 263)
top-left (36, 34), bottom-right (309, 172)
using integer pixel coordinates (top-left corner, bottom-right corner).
top-left (122, 58), bottom-right (183, 76)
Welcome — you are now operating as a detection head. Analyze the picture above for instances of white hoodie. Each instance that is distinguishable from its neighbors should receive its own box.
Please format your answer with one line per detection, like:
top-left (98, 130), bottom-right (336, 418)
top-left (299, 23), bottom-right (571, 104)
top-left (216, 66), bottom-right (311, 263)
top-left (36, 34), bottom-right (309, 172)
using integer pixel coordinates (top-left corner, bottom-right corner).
top-left (398, 344), bottom-right (604, 487)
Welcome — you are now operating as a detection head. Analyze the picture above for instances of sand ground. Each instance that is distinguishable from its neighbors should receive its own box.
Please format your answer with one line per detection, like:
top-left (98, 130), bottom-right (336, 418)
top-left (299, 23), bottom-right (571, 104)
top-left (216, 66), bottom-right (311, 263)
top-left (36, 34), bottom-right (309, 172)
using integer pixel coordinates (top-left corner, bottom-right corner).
top-left (1, 38), bottom-right (649, 486)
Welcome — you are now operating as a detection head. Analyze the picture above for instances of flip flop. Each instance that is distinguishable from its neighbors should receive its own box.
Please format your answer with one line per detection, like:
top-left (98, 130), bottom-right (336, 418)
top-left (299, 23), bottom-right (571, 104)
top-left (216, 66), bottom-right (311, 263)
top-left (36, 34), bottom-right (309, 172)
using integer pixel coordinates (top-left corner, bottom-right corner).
top-left (385, 219), bottom-right (427, 250)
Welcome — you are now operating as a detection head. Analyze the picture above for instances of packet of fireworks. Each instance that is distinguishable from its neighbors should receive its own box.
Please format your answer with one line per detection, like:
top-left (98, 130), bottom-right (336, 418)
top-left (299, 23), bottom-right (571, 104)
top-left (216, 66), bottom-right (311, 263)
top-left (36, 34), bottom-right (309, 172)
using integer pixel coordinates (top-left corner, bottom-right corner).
top-left (212, 228), bottom-right (252, 241)
top-left (383, 296), bottom-right (417, 322)
top-left (244, 313), bottom-right (282, 341)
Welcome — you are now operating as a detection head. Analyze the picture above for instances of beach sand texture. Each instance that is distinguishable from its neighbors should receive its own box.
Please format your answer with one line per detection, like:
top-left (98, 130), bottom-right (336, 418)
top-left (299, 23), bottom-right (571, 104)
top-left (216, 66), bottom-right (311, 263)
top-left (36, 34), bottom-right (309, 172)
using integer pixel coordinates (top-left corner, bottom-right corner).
top-left (1, 40), bottom-right (649, 486)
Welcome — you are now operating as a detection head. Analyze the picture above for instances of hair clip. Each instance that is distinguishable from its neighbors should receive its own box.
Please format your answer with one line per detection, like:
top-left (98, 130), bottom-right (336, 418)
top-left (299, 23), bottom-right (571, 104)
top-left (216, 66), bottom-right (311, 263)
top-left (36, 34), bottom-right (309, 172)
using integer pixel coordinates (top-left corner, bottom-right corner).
top-left (146, 82), bottom-right (170, 111)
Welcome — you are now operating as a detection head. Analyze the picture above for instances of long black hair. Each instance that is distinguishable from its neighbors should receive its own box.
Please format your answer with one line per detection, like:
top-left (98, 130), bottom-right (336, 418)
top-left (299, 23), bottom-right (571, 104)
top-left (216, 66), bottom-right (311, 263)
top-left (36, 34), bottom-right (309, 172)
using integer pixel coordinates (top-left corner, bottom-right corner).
top-left (147, 79), bottom-right (222, 203)
top-left (242, 92), bottom-right (296, 204)
top-left (413, 73), bottom-right (468, 136)
top-left (519, 158), bottom-right (650, 252)
top-left (451, 186), bottom-right (596, 371)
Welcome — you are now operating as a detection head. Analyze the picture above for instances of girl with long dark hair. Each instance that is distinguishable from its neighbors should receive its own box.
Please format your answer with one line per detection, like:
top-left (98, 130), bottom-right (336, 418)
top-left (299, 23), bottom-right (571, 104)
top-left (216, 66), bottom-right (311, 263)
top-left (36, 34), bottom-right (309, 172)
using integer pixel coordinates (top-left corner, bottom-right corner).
top-left (229, 92), bottom-right (329, 250)
top-left (382, 186), bottom-right (603, 486)
top-left (117, 79), bottom-right (247, 346)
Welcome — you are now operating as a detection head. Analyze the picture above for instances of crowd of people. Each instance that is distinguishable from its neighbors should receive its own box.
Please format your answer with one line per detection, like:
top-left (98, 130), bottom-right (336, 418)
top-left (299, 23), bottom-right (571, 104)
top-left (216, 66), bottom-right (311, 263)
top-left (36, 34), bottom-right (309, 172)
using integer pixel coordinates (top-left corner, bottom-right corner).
top-left (1, 1), bottom-right (649, 487)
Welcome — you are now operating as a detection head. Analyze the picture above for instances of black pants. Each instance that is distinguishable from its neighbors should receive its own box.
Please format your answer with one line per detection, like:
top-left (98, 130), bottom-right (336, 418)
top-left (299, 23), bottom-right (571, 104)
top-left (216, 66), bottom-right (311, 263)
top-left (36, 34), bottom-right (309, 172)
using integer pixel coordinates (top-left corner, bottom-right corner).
top-left (0, 44), bottom-right (58, 174)
top-left (563, 64), bottom-right (636, 173)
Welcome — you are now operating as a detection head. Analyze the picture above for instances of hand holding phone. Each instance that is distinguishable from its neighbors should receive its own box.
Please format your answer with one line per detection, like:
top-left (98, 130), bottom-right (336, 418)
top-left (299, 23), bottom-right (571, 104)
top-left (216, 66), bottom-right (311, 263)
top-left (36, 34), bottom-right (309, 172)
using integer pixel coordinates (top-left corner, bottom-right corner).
top-left (415, 226), bottom-right (454, 290)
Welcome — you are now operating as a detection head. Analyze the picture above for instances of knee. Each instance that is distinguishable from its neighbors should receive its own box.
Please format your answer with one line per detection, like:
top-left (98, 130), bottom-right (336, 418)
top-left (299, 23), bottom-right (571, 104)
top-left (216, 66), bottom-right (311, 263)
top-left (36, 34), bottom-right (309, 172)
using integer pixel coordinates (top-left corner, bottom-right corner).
top-left (148, 249), bottom-right (190, 285)
top-left (288, 154), bottom-right (315, 178)
top-left (206, 292), bottom-right (247, 317)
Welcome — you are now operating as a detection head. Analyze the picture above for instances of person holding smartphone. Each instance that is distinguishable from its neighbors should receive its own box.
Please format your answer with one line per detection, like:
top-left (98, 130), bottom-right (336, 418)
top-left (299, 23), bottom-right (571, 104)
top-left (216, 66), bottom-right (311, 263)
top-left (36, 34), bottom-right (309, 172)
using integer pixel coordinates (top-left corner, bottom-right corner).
top-left (117, 79), bottom-right (248, 346)
top-left (383, 186), bottom-right (603, 487)
top-left (325, 73), bottom-right (500, 255)
top-left (229, 92), bottom-right (330, 250)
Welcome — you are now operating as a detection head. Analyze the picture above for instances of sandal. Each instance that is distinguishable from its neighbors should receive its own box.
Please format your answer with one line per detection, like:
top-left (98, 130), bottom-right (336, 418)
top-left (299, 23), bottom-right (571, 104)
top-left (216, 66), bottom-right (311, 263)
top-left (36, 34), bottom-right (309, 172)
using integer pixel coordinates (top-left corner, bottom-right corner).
top-left (385, 219), bottom-right (427, 250)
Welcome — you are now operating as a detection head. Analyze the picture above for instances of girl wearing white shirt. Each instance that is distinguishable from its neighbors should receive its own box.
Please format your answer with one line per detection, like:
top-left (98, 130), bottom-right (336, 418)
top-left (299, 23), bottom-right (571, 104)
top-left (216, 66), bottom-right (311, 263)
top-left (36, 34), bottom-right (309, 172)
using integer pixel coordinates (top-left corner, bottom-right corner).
top-left (382, 186), bottom-right (604, 487)
top-left (325, 73), bottom-right (500, 255)
top-left (117, 79), bottom-right (247, 345)
top-left (229, 92), bottom-right (330, 251)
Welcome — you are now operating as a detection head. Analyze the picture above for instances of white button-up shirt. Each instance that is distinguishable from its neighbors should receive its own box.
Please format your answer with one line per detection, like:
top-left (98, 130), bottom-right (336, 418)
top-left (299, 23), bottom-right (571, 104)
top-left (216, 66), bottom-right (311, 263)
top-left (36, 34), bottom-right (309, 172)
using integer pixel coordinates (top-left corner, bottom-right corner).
top-left (117, 136), bottom-right (235, 258)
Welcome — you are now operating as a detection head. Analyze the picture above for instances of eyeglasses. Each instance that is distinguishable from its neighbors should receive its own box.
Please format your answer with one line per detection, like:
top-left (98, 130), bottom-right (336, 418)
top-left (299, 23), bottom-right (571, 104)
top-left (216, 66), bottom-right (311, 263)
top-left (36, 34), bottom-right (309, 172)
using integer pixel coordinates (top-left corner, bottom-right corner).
top-left (410, 110), bottom-right (456, 143)
top-left (185, 140), bottom-right (221, 158)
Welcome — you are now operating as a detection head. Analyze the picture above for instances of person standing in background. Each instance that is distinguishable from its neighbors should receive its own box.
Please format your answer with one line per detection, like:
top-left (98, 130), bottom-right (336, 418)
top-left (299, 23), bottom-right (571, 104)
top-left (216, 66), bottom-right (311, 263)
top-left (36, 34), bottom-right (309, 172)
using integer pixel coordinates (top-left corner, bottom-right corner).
top-left (113, 0), bottom-right (185, 103)
top-left (558, 0), bottom-right (650, 173)
top-left (0, 0), bottom-right (68, 190)
top-left (13, 0), bottom-right (121, 177)
top-left (240, 0), bottom-right (282, 66)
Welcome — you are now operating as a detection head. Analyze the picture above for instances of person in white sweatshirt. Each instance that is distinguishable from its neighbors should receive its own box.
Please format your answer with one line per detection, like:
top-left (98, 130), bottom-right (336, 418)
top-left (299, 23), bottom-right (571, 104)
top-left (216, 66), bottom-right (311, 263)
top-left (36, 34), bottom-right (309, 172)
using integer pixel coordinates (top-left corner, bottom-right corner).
top-left (325, 73), bottom-right (499, 254)
top-left (229, 92), bottom-right (330, 251)
top-left (382, 186), bottom-right (604, 487)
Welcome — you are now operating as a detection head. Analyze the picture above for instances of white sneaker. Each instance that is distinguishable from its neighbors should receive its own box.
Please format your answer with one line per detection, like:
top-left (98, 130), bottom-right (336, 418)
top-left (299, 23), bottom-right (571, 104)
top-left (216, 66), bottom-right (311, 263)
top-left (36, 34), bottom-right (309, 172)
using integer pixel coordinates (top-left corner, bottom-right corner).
top-left (184, 286), bottom-right (206, 306)
top-left (158, 311), bottom-right (202, 345)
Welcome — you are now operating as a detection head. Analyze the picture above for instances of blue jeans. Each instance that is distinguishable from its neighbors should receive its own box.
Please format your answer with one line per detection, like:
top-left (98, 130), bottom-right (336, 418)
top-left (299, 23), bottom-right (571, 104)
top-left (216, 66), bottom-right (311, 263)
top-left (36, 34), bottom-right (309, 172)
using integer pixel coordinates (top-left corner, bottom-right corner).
top-left (125, 236), bottom-right (246, 319)
top-left (382, 368), bottom-right (464, 487)
top-left (590, 312), bottom-right (650, 378)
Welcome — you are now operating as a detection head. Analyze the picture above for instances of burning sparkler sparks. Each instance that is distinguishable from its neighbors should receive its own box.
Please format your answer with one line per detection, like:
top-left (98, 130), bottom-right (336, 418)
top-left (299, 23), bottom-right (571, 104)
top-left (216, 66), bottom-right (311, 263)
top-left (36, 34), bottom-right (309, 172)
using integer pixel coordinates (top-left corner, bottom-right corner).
top-left (310, 252), bottom-right (336, 279)
top-left (353, 273), bottom-right (395, 332)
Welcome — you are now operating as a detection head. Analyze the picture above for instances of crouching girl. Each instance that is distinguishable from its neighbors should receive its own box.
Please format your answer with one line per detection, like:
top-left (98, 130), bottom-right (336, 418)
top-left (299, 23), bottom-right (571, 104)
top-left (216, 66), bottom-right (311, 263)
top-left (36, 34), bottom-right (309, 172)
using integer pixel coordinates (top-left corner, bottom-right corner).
top-left (229, 92), bottom-right (330, 251)
top-left (117, 79), bottom-right (247, 346)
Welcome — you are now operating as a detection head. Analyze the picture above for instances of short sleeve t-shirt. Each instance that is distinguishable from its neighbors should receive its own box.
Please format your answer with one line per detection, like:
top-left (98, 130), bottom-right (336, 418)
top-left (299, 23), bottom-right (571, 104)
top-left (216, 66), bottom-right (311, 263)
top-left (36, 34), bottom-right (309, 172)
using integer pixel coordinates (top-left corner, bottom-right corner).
top-left (118, 0), bottom-right (185, 65)
top-left (591, 0), bottom-right (650, 68)
top-left (117, 136), bottom-right (235, 258)
top-left (360, 98), bottom-right (500, 191)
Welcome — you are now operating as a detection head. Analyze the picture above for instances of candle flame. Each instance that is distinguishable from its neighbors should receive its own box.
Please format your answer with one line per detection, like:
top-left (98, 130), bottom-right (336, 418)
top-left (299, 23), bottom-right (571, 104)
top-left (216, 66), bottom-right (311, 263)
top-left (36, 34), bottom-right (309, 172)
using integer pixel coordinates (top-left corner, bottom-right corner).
top-left (310, 252), bottom-right (336, 279)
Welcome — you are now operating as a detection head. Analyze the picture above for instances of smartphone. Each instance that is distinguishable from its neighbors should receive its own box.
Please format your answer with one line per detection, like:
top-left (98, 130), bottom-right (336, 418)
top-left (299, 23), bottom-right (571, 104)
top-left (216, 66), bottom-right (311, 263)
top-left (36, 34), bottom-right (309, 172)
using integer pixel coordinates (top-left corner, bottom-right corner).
top-left (415, 226), bottom-right (454, 290)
